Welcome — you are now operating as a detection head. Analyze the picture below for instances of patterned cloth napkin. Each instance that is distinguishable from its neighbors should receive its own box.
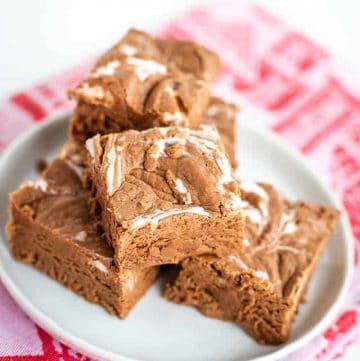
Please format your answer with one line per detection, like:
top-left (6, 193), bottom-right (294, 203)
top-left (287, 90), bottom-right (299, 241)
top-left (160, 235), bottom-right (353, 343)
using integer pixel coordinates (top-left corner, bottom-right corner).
top-left (1, 1), bottom-right (359, 360)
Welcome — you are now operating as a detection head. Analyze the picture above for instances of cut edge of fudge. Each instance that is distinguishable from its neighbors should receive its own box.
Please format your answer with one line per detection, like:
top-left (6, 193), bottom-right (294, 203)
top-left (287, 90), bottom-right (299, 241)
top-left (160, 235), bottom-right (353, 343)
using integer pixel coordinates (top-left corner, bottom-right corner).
top-left (201, 97), bottom-right (239, 168)
top-left (164, 182), bottom-right (339, 344)
top-left (68, 29), bottom-right (221, 141)
top-left (85, 125), bottom-right (245, 269)
top-left (6, 144), bottom-right (159, 318)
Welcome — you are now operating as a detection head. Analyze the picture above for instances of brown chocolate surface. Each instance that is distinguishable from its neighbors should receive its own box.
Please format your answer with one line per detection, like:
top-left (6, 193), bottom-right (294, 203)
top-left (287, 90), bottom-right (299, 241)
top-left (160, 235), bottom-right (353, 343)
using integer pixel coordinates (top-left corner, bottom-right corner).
top-left (164, 182), bottom-right (339, 344)
top-left (85, 125), bottom-right (244, 269)
top-left (201, 97), bottom-right (238, 168)
top-left (36, 158), bottom-right (48, 173)
top-left (6, 142), bottom-right (159, 318)
top-left (68, 29), bottom-right (221, 141)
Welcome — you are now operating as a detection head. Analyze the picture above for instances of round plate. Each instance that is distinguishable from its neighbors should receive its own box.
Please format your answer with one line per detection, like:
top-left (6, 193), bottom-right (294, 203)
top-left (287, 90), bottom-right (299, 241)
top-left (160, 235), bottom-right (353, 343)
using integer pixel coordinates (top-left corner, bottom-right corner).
top-left (0, 113), bottom-right (353, 361)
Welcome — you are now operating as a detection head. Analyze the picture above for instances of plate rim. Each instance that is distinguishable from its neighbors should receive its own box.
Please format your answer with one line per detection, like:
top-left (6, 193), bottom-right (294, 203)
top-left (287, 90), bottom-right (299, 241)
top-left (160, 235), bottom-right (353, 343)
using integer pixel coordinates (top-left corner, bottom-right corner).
top-left (0, 111), bottom-right (354, 361)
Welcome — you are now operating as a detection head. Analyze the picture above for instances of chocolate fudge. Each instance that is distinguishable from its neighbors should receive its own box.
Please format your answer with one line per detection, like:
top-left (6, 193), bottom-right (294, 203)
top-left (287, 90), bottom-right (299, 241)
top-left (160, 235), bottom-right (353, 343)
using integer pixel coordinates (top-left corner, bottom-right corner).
top-left (164, 182), bottom-right (339, 344)
top-left (202, 97), bottom-right (238, 168)
top-left (68, 29), bottom-right (221, 141)
top-left (85, 125), bottom-right (245, 269)
top-left (6, 143), bottom-right (159, 318)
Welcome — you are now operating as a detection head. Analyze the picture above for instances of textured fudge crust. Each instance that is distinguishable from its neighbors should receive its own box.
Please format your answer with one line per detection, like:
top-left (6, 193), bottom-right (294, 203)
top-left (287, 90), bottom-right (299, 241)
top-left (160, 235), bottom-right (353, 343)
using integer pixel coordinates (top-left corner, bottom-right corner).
top-left (86, 125), bottom-right (244, 269)
top-left (6, 147), bottom-right (159, 318)
top-left (202, 97), bottom-right (238, 168)
top-left (68, 29), bottom-right (221, 141)
top-left (165, 182), bottom-right (339, 344)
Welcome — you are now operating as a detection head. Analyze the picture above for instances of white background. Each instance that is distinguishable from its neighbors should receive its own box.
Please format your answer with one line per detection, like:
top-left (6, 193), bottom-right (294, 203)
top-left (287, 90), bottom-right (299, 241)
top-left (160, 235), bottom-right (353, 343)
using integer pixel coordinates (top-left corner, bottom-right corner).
top-left (0, 0), bottom-right (359, 359)
top-left (1, 0), bottom-right (360, 100)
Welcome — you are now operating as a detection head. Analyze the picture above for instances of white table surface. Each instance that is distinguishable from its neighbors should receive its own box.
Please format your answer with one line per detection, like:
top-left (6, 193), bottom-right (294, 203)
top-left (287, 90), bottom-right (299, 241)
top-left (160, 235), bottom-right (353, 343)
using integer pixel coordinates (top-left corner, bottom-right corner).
top-left (0, 0), bottom-right (359, 359)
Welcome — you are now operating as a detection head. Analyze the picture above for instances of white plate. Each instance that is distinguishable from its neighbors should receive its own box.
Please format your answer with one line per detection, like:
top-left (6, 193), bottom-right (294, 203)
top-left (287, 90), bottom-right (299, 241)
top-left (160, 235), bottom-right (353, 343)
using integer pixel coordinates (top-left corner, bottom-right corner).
top-left (0, 113), bottom-right (353, 361)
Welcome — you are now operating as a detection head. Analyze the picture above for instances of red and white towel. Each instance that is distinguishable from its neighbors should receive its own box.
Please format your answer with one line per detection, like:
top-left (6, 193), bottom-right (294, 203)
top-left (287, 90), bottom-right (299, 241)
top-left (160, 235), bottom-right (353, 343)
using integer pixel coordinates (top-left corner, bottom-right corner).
top-left (1, 1), bottom-right (359, 360)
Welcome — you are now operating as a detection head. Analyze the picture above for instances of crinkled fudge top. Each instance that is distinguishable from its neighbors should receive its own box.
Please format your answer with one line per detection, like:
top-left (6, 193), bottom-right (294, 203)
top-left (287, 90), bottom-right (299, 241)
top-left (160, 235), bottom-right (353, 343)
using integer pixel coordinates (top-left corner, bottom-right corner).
top-left (197, 182), bottom-right (339, 297)
top-left (86, 125), bottom-right (242, 229)
top-left (97, 29), bottom-right (220, 82)
top-left (68, 29), bottom-right (220, 127)
top-left (11, 144), bottom-right (113, 261)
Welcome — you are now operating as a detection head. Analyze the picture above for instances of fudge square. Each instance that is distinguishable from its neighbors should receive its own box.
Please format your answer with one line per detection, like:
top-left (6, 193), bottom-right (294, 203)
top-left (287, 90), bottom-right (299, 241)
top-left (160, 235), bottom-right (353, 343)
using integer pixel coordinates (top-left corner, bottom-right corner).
top-left (68, 29), bottom-right (221, 141)
top-left (202, 97), bottom-right (239, 168)
top-left (85, 124), bottom-right (245, 269)
top-left (6, 143), bottom-right (159, 318)
top-left (164, 182), bottom-right (339, 344)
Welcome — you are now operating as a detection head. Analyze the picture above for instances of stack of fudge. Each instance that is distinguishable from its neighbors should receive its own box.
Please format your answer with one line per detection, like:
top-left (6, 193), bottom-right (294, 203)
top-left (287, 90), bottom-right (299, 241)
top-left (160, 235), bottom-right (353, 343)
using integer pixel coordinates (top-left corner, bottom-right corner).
top-left (6, 29), bottom-right (339, 344)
